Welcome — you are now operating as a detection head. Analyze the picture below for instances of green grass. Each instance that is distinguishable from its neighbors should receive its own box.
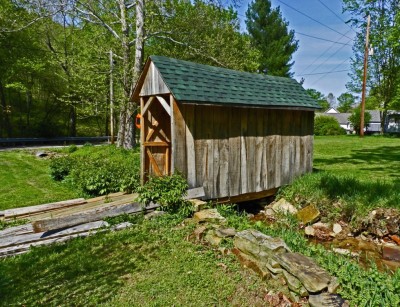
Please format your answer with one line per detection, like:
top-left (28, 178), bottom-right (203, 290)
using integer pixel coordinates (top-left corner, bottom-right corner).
top-left (313, 135), bottom-right (400, 182)
top-left (0, 151), bottom-right (79, 210)
top-left (219, 206), bottom-right (400, 307)
top-left (0, 215), bottom-right (274, 306)
top-left (279, 135), bottom-right (400, 220)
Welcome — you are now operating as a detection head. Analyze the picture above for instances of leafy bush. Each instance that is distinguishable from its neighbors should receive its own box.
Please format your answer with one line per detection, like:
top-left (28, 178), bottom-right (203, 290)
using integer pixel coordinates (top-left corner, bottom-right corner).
top-left (50, 156), bottom-right (74, 181)
top-left (49, 146), bottom-right (140, 196)
top-left (137, 173), bottom-right (193, 216)
top-left (314, 115), bottom-right (346, 136)
top-left (348, 108), bottom-right (372, 134)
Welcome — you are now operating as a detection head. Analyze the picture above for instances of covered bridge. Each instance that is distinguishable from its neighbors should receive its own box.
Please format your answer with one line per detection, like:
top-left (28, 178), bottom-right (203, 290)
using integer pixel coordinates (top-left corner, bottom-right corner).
top-left (132, 56), bottom-right (319, 201)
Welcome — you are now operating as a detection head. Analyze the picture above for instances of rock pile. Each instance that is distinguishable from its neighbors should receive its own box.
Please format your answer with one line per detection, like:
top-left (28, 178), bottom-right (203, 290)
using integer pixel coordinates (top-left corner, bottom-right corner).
top-left (233, 229), bottom-right (347, 306)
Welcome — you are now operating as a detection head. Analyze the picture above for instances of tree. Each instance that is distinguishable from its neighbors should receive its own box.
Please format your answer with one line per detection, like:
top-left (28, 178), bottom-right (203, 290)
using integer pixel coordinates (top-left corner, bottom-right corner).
top-left (348, 108), bottom-right (372, 134)
top-left (306, 88), bottom-right (330, 112)
top-left (245, 0), bottom-right (298, 77)
top-left (343, 0), bottom-right (400, 131)
top-left (326, 93), bottom-right (336, 109)
top-left (314, 115), bottom-right (346, 136)
top-left (337, 92), bottom-right (356, 113)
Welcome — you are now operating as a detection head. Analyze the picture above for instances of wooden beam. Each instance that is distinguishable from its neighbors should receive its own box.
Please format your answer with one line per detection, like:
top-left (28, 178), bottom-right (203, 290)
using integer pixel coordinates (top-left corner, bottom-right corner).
top-left (143, 141), bottom-right (169, 147)
top-left (32, 202), bottom-right (160, 233)
top-left (165, 147), bottom-right (170, 175)
top-left (184, 187), bottom-right (205, 200)
top-left (140, 97), bottom-right (146, 184)
top-left (214, 188), bottom-right (278, 204)
top-left (141, 96), bottom-right (155, 116)
top-left (146, 148), bottom-right (162, 176)
top-left (3, 198), bottom-right (87, 220)
top-left (156, 96), bottom-right (171, 116)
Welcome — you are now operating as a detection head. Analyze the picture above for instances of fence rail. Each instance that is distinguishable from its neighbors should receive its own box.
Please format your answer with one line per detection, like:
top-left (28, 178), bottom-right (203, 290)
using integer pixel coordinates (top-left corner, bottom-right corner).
top-left (0, 136), bottom-right (111, 147)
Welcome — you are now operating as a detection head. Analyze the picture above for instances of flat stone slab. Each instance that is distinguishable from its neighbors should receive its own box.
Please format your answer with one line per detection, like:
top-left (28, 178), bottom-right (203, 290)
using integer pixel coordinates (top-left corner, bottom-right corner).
top-left (274, 252), bottom-right (331, 293)
top-left (234, 230), bottom-right (289, 259)
top-left (382, 245), bottom-right (400, 261)
top-left (309, 293), bottom-right (348, 307)
top-left (215, 227), bottom-right (236, 238)
top-left (272, 198), bottom-right (298, 215)
top-left (297, 204), bottom-right (320, 224)
top-left (193, 209), bottom-right (226, 223)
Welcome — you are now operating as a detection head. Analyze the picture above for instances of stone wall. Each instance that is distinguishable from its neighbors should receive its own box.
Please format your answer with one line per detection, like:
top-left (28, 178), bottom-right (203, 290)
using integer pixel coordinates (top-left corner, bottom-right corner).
top-left (233, 229), bottom-right (348, 307)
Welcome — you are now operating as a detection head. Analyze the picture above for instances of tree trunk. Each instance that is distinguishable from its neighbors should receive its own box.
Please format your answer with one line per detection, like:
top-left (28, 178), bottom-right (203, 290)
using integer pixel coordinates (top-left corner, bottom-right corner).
top-left (0, 80), bottom-right (12, 137)
top-left (117, 0), bottom-right (145, 149)
top-left (69, 105), bottom-right (76, 137)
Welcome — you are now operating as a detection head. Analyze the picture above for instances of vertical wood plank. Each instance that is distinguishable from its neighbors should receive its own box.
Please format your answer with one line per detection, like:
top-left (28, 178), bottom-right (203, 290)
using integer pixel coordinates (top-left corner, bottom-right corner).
top-left (215, 106), bottom-right (229, 198)
top-left (274, 110), bottom-right (282, 188)
top-left (306, 111), bottom-right (314, 173)
top-left (140, 97), bottom-right (145, 184)
top-left (228, 107), bottom-right (241, 197)
top-left (170, 95), bottom-right (176, 173)
top-left (240, 108), bottom-right (249, 194)
top-left (171, 96), bottom-right (187, 177)
top-left (293, 111), bottom-right (301, 179)
top-left (204, 106), bottom-right (214, 198)
top-left (281, 111), bottom-right (290, 185)
top-left (255, 109), bottom-right (264, 192)
top-left (194, 105), bottom-right (206, 193)
top-left (185, 104), bottom-right (196, 188)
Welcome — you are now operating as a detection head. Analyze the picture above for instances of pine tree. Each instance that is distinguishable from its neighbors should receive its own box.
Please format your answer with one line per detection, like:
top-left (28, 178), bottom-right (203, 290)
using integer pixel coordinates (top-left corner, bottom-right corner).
top-left (245, 0), bottom-right (298, 77)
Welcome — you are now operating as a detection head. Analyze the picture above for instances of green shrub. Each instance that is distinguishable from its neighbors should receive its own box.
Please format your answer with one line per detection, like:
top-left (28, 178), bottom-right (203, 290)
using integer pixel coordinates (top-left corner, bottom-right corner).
top-left (67, 145), bottom-right (78, 153)
top-left (49, 145), bottom-right (140, 196)
top-left (137, 173), bottom-right (193, 216)
top-left (50, 156), bottom-right (74, 181)
top-left (314, 115), bottom-right (346, 136)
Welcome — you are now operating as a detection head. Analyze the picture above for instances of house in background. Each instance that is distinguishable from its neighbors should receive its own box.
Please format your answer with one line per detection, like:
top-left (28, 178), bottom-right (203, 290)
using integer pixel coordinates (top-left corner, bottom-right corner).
top-left (321, 108), bottom-right (381, 134)
top-left (385, 111), bottom-right (400, 133)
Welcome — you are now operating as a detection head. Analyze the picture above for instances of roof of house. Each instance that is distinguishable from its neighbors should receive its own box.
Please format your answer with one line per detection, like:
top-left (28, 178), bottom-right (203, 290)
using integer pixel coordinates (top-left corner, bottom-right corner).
top-left (133, 56), bottom-right (320, 109)
top-left (318, 110), bottom-right (381, 125)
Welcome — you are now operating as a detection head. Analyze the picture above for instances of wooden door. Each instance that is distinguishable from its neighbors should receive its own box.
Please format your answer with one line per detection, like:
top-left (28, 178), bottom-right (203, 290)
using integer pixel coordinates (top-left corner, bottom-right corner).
top-left (140, 95), bottom-right (171, 182)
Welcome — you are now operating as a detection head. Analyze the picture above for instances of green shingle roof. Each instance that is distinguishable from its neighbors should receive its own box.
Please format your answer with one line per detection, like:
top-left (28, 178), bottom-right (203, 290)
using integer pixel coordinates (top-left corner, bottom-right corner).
top-left (149, 55), bottom-right (320, 109)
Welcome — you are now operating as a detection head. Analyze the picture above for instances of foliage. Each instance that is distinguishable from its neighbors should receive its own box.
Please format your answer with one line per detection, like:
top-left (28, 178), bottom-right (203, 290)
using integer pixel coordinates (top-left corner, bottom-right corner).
top-left (0, 214), bottom-right (270, 306)
top-left (306, 88), bottom-right (330, 111)
top-left (337, 92), bottom-right (356, 113)
top-left (0, 151), bottom-right (78, 210)
top-left (348, 108), bottom-right (372, 134)
top-left (314, 115), bottom-right (346, 136)
top-left (343, 0), bottom-right (400, 114)
top-left (279, 135), bottom-right (400, 221)
top-left (49, 145), bottom-right (140, 196)
top-left (245, 0), bottom-right (298, 77)
top-left (220, 207), bottom-right (400, 306)
top-left (136, 173), bottom-right (193, 216)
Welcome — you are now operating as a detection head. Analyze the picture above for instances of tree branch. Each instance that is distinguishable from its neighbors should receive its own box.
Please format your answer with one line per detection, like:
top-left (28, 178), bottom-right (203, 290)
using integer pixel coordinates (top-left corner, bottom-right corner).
top-left (155, 35), bottom-right (226, 67)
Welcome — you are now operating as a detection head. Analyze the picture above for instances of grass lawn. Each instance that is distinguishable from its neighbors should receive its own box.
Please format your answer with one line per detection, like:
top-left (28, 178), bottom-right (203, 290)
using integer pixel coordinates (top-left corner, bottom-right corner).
top-left (0, 215), bottom-right (274, 306)
top-left (314, 135), bottom-right (400, 182)
top-left (280, 135), bottom-right (400, 220)
top-left (0, 151), bottom-right (79, 210)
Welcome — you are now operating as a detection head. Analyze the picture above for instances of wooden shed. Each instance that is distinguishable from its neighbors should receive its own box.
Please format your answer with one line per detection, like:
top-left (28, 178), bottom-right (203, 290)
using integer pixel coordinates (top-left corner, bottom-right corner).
top-left (132, 56), bottom-right (319, 202)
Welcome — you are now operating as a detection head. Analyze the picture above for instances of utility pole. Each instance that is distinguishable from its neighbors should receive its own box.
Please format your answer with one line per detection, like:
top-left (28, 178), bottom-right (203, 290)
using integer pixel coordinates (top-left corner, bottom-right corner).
top-left (109, 50), bottom-right (115, 144)
top-left (360, 14), bottom-right (370, 137)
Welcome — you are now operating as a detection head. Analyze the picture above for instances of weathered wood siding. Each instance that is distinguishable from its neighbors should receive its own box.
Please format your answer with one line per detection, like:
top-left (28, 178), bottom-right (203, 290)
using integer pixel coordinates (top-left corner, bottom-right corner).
top-left (140, 62), bottom-right (170, 97)
top-left (171, 103), bottom-right (314, 199)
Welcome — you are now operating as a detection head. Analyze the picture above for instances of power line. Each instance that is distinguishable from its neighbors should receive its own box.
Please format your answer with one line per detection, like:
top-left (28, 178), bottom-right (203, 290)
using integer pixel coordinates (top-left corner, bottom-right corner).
top-left (298, 29), bottom-right (353, 75)
top-left (295, 32), bottom-right (352, 46)
top-left (307, 43), bottom-right (350, 76)
top-left (310, 57), bottom-right (350, 86)
top-left (296, 69), bottom-right (349, 76)
top-left (277, 0), bottom-right (354, 41)
top-left (317, 0), bottom-right (356, 33)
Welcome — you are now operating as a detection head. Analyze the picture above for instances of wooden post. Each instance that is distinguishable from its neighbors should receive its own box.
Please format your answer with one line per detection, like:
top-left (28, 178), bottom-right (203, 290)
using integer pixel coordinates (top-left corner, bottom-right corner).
top-left (140, 97), bottom-right (145, 184)
top-left (360, 14), bottom-right (370, 137)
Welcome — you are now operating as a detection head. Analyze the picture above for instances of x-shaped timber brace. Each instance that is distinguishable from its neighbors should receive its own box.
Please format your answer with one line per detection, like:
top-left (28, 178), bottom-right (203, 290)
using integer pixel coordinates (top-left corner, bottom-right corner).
top-left (140, 95), bottom-right (172, 183)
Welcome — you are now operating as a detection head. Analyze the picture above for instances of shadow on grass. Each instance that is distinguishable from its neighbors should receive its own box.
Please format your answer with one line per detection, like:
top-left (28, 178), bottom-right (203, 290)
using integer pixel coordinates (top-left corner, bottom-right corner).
top-left (0, 227), bottom-right (156, 305)
top-left (314, 145), bottom-right (400, 178)
top-left (318, 173), bottom-right (400, 209)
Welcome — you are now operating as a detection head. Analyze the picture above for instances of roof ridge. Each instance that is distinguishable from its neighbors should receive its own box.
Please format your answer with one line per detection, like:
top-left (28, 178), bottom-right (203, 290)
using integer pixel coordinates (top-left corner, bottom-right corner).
top-left (150, 55), bottom-right (294, 82)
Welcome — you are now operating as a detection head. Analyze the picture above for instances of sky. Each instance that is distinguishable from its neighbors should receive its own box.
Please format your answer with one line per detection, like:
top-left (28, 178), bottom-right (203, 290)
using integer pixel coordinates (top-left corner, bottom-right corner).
top-left (236, 0), bottom-right (358, 99)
